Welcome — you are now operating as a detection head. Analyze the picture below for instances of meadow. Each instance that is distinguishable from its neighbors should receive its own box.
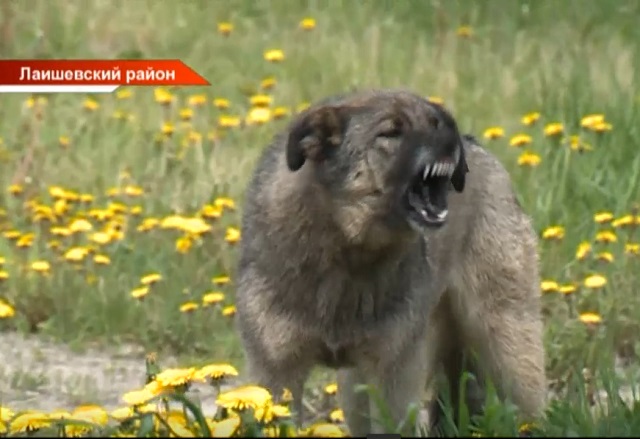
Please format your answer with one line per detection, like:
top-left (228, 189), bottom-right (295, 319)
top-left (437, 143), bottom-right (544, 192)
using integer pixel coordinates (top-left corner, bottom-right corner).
top-left (0, 0), bottom-right (640, 436)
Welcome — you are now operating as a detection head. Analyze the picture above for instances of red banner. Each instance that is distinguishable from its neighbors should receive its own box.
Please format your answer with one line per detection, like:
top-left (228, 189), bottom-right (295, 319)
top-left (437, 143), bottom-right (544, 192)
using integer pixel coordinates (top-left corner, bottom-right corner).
top-left (0, 60), bottom-right (209, 90)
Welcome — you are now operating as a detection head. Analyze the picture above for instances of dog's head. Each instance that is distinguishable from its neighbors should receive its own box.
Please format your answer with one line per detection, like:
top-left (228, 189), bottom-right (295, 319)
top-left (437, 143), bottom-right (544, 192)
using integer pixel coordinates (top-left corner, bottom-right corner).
top-left (285, 90), bottom-right (468, 244)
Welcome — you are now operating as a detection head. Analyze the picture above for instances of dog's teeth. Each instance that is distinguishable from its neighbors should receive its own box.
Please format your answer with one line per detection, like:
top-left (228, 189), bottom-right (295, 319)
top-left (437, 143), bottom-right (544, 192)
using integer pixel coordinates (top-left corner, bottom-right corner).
top-left (423, 164), bottom-right (432, 180)
top-left (434, 163), bottom-right (443, 176)
top-left (446, 163), bottom-right (454, 176)
top-left (437, 209), bottom-right (449, 220)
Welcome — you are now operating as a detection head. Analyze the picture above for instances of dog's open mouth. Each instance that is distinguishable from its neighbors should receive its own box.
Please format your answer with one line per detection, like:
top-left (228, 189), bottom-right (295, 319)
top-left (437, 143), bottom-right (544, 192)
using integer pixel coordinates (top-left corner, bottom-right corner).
top-left (404, 158), bottom-right (454, 228)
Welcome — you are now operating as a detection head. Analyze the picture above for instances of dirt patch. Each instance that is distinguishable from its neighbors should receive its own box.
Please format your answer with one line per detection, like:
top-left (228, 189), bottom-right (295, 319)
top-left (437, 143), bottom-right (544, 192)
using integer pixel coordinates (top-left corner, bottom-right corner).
top-left (0, 331), bottom-right (220, 416)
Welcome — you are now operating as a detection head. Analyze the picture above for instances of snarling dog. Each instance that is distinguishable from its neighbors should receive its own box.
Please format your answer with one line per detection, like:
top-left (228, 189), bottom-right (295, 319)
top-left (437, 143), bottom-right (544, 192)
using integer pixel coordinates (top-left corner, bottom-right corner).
top-left (235, 89), bottom-right (546, 435)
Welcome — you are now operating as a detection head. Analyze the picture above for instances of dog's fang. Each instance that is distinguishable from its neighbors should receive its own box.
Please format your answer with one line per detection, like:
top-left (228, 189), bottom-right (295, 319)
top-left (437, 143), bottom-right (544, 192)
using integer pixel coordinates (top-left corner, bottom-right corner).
top-left (423, 164), bottom-right (432, 180)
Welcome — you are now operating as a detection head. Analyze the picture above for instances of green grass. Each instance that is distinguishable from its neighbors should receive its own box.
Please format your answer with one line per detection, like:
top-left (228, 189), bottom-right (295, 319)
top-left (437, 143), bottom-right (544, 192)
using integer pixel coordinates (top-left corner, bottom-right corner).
top-left (0, 0), bottom-right (640, 436)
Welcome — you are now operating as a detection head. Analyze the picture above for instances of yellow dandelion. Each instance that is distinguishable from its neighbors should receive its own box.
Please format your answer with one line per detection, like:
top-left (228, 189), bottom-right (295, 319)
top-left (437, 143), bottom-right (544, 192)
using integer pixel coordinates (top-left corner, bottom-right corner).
top-left (612, 215), bottom-right (635, 228)
top-left (594, 212), bottom-right (614, 224)
top-left (141, 273), bottom-right (162, 286)
top-left (213, 98), bottom-right (231, 109)
top-left (218, 115), bottom-right (241, 128)
top-left (324, 383), bottom-right (338, 395)
top-left (625, 243), bottom-right (640, 255)
top-left (264, 49), bottom-right (285, 63)
top-left (0, 300), bottom-right (15, 319)
top-left (154, 367), bottom-right (196, 388)
top-left (0, 257), bottom-right (4, 265)
top-left (122, 387), bottom-right (157, 407)
top-left (521, 112), bottom-right (541, 126)
top-left (426, 96), bottom-right (444, 105)
top-left (201, 204), bottom-right (223, 219)
top-left (176, 236), bottom-right (193, 254)
top-left (137, 218), bottom-right (159, 232)
top-left (79, 193), bottom-right (94, 204)
top-left (509, 134), bottom-right (532, 147)
top-left (214, 197), bottom-right (236, 211)
top-left (31, 260), bottom-right (51, 273)
top-left (89, 231), bottom-right (112, 245)
top-left (131, 286), bottom-right (150, 300)
top-left (10, 411), bottom-right (50, 433)
top-left (16, 233), bottom-right (35, 248)
top-left (304, 423), bottom-right (347, 437)
top-left (580, 114), bottom-right (604, 128)
top-left (225, 227), bottom-right (241, 244)
top-left (590, 121), bottom-right (613, 133)
top-left (483, 127), bottom-right (505, 140)
top-left (456, 25), bottom-right (473, 38)
top-left (83, 98), bottom-right (99, 111)
top-left (250, 94), bottom-right (272, 107)
top-left (195, 364), bottom-right (239, 382)
top-left (579, 312), bottom-right (602, 325)
top-left (179, 107), bottom-right (194, 121)
top-left (8, 184), bottom-right (23, 196)
top-left (222, 305), bottom-right (236, 317)
top-left (72, 405), bottom-right (108, 426)
top-left (93, 254), bottom-right (111, 265)
top-left (69, 218), bottom-right (93, 233)
top-left (218, 22), bottom-right (233, 36)
top-left (188, 94), bottom-right (207, 107)
top-left (246, 107), bottom-right (272, 125)
top-left (273, 106), bottom-right (290, 119)
top-left (540, 280), bottom-right (559, 293)
top-left (217, 385), bottom-right (272, 411)
top-left (542, 226), bottom-right (565, 240)
top-left (596, 252), bottom-right (614, 263)
top-left (543, 122), bottom-right (564, 137)
top-left (154, 88), bottom-right (174, 105)
top-left (203, 291), bottom-right (225, 306)
top-left (518, 151), bottom-right (542, 168)
top-left (212, 275), bottom-right (231, 286)
top-left (564, 135), bottom-right (592, 152)
top-left (575, 241), bottom-right (592, 260)
top-left (261, 76), bottom-right (277, 90)
top-left (583, 274), bottom-right (607, 289)
top-left (115, 89), bottom-right (132, 99)
top-left (180, 301), bottom-right (199, 313)
top-left (255, 404), bottom-right (292, 423)
top-left (1, 406), bottom-right (15, 422)
top-left (0, 271), bottom-right (9, 281)
top-left (64, 247), bottom-right (90, 262)
top-left (559, 284), bottom-right (577, 295)
top-left (3, 230), bottom-right (21, 240)
top-left (329, 408), bottom-right (345, 423)
top-left (299, 18), bottom-right (316, 31)
top-left (59, 136), bottom-right (70, 148)
top-left (595, 230), bottom-right (617, 243)
top-left (123, 185), bottom-right (144, 197)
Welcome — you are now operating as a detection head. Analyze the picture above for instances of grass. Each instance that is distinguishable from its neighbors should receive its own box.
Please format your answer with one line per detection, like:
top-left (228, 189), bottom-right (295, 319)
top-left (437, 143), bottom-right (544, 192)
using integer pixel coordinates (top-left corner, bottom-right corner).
top-left (0, 0), bottom-right (639, 436)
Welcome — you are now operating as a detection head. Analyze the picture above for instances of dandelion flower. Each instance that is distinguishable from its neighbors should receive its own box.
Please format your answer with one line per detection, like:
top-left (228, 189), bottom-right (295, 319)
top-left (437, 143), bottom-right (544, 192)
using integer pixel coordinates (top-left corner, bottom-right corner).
top-left (154, 88), bottom-right (174, 105)
top-left (1, 406), bottom-right (15, 422)
top-left (89, 232), bottom-right (112, 245)
top-left (218, 22), bottom-right (233, 36)
top-left (299, 18), bottom-right (316, 30)
top-left (212, 275), bottom-right (231, 286)
top-left (564, 135), bottom-right (592, 152)
top-left (625, 243), bottom-right (640, 255)
top-left (246, 107), bottom-right (272, 125)
top-left (64, 247), bottom-right (90, 262)
top-left (515, 150), bottom-right (540, 166)
top-left (213, 98), bottom-right (231, 109)
top-left (83, 98), bottom-right (99, 111)
top-left (595, 230), bottom-right (617, 243)
top-left (583, 274), bottom-right (607, 289)
top-left (329, 409), bottom-right (345, 423)
top-left (72, 405), bottom-right (108, 426)
top-left (542, 226), bottom-right (565, 240)
top-left (575, 241), bottom-right (592, 260)
top-left (195, 364), bottom-right (239, 382)
top-left (0, 271), bottom-right (9, 281)
top-left (122, 387), bottom-right (157, 406)
top-left (543, 122), bottom-right (564, 137)
top-left (483, 127), bottom-right (505, 140)
top-left (255, 404), bottom-right (292, 423)
top-left (31, 260), bottom-right (51, 273)
top-left (594, 212), bottom-right (614, 224)
top-left (521, 112), bottom-right (541, 126)
top-left (250, 94), bottom-right (272, 107)
top-left (222, 305), bottom-right (236, 317)
top-left (8, 184), bottom-right (23, 196)
top-left (216, 385), bottom-right (272, 411)
top-left (559, 284), bottom-right (577, 295)
top-left (456, 25), bottom-right (473, 38)
top-left (59, 136), bottom-right (70, 148)
top-left (154, 367), bottom-right (196, 388)
top-left (203, 291), bottom-right (225, 306)
top-left (188, 94), bottom-right (207, 107)
top-left (93, 254), bottom-right (111, 265)
top-left (304, 423), bottom-right (347, 437)
top-left (141, 273), bottom-right (162, 286)
top-left (324, 383), bottom-right (338, 395)
top-left (580, 114), bottom-right (604, 128)
top-left (261, 76), bottom-right (277, 90)
top-left (123, 185), bottom-right (144, 197)
top-left (540, 280), bottom-right (559, 293)
top-left (201, 204), bottom-right (223, 219)
top-left (180, 302), bottom-right (199, 313)
top-left (176, 236), bottom-right (193, 254)
top-left (264, 49), bottom-right (285, 63)
top-left (509, 134), bottom-right (532, 147)
top-left (116, 89), bottom-right (132, 99)
top-left (0, 300), bottom-right (15, 318)
top-left (427, 96), bottom-right (444, 105)
top-left (612, 215), bottom-right (635, 228)
top-left (131, 286), bottom-right (150, 300)
top-left (590, 121), bottom-right (612, 133)
top-left (9, 411), bottom-right (50, 433)
top-left (218, 115), bottom-right (241, 128)
top-left (579, 312), bottom-right (602, 325)
top-left (179, 108), bottom-right (194, 121)
top-left (596, 252), bottom-right (614, 263)
top-left (273, 106), bottom-right (290, 119)
top-left (225, 227), bottom-right (241, 244)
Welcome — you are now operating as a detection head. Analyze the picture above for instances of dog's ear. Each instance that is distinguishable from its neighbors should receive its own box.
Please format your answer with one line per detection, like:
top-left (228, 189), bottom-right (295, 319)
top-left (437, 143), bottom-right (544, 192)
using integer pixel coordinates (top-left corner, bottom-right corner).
top-left (451, 139), bottom-right (469, 192)
top-left (286, 105), bottom-right (351, 172)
